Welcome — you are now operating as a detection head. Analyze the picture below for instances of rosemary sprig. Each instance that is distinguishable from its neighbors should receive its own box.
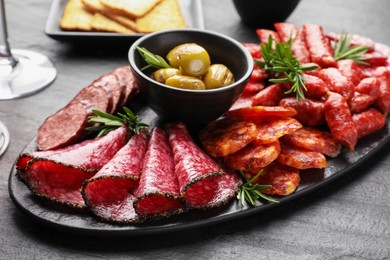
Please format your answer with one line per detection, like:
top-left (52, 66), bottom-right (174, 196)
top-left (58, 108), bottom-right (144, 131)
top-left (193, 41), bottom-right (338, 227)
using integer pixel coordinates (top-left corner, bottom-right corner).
top-left (333, 31), bottom-right (370, 65)
top-left (136, 46), bottom-right (171, 71)
top-left (86, 106), bottom-right (148, 137)
top-left (237, 170), bottom-right (279, 207)
top-left (255, 36), bottom-right (317, 100)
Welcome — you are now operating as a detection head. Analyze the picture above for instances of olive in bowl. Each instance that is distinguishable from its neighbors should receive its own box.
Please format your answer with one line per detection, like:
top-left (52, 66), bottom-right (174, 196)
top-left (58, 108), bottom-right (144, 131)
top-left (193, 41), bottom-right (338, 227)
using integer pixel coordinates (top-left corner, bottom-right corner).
top-left (128, 29), bottom-right (254, 127)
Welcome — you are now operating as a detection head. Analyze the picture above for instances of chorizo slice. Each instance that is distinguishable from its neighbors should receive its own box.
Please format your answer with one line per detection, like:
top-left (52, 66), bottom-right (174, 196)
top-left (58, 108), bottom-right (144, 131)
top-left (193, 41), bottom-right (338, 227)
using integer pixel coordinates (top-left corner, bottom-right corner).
top-left (303, 24), bottom-right (337, 68)
top-left (226, 106), bottom-right (297, 120)
top-left (277, 142), bottom-right (327, 169)
top-left (133, 128), bottom-right (186, 218)
top-left (27, 126), bottom-right (128, 208)
top-left (274, 23), bottom-right (311, 63)
top-left (199, 117), bottom-right (257, 157)
top-left (281, 127), bottom-right (341, 158)
top-left (324, 91), bottom-right (358, 151)
top-left (279, 97), bottom-right (325, 126)
top-left (229, 92), bottom-right (256, 110)
top-left (253, 117), bottom-right (302, 144)
top-left (318, 68), bottom-right (354, 100)
top-left (352, 108), bottom-right (386, 139)
top-left (167, 122), bottom-right (239, 209)
top-left (252, 84), bottom-right (286, 106)
top-left (256, 162), bottom-right (300, 196)
top-left (224, 140), bottom-right (280, 172)
top-left (82, 132), bottom-right (149, 223)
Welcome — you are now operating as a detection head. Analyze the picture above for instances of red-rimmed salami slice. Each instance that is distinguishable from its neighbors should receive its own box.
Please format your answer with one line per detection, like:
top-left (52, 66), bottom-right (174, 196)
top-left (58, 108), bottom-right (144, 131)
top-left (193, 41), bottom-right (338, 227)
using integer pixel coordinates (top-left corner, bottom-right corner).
top-left (133, 128), bottom-right (186, 218)
top-left (277, 142), bottom-right (327, 169)
top-left (256, 162), bottom-right (300, 196)
top-left (253, 117), bottom-right (302, 144)
top-left (281, 127), bottom-right (341, 158)
top-left (224, 140), bottom-right (281, 172)
top-left (167, 122), bottom-right (240, 209)
top-left (82, 131), bottom-right (149, 223)
top-left (26, 126), bottom-right (128, 208)
top-left (226, 106), bottom-right (297, 120)
top-left (199, 117), bottom-right (257, 157)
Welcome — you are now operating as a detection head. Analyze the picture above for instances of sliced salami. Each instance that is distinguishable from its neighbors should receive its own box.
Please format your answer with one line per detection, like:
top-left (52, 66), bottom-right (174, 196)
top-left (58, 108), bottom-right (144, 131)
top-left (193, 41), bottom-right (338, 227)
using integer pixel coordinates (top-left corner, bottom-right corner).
top-left (133, 128), bottom-right (186, 218)
top-left (91, 73), bottom-right (121, 114)
top-left (167, 122), bottom-right (240, 209)
top-left (36, 101), bottom-right (89, 151)
top-left (111, 66), bottom-right (139, 108)
top-left (82, 131), bottom-right (149, 223)
top-left (27, 126), bottom-right (128, 208)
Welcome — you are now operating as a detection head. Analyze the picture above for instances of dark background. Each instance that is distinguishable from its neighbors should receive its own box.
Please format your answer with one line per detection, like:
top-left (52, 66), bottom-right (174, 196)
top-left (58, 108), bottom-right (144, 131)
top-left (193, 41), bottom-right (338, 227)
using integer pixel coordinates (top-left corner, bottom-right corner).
top-left (1, 0), bottom-right (390, 259)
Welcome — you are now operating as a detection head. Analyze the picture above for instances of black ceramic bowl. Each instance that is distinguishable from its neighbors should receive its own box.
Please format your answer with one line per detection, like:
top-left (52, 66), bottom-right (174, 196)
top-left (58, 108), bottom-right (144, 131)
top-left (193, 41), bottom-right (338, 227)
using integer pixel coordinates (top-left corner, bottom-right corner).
top-left (232, 0), bottom-right (301, 28)
top-left (128, 29), bottom-right (253, 127)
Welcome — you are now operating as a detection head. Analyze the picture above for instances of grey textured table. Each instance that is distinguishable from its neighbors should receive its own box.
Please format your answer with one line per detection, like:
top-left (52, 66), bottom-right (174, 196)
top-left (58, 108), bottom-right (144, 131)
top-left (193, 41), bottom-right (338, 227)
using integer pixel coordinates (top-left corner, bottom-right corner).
top-left (1, 0), bottom-right (390, 259)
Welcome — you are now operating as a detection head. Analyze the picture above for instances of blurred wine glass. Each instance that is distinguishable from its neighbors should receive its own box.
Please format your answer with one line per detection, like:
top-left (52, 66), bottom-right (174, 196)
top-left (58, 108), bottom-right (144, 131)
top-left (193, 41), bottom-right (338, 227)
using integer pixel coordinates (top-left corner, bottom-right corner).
top-left (0, 0), bottom-right (57, 156)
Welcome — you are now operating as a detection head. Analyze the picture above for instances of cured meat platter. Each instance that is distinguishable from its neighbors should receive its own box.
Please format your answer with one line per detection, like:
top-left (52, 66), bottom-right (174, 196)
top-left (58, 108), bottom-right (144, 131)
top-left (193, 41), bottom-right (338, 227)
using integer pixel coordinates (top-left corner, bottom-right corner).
top-left (8, 96), bottom-right (390, 236)
top-left (9, 22), bottom-right (390, 236)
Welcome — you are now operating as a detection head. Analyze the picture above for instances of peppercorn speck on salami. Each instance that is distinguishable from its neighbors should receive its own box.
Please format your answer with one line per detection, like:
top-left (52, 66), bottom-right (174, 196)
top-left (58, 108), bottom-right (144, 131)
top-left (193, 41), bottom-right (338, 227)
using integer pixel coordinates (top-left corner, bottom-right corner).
top-left (82, 131), bottom-right (149, 223)
top-left (27, 126), bottom-right (128, 208)
top-left (167, 122), bottom-right (240, 209)
top-left (133, 128), bottom-right (186, 218)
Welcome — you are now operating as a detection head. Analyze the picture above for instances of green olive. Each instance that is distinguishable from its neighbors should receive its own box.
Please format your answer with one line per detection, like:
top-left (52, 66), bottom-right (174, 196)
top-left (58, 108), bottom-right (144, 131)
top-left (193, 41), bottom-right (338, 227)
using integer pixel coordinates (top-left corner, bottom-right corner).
top-left (150, 68), bottom-right (181, 83)
top-left (166, 43), bottom-right (211, 77)
top-left (165, 75), bottom-right (206, 90)
top-left (203, 64), bottom-right (235, 89)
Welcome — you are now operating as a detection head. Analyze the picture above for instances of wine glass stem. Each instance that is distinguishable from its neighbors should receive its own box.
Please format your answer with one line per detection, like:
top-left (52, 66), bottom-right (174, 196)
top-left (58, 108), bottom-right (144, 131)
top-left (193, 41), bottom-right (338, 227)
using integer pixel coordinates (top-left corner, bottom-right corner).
top-left (0, 0), bottom-right (17, 67)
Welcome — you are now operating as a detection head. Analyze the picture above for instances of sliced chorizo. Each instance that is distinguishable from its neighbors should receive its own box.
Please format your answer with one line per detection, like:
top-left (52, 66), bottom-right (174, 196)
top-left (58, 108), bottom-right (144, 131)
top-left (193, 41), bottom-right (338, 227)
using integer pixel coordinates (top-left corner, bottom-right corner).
top-left (252, 84), bottom-right (286, 106)
top-left (279, 97), bottom-right (325, 126)
top-left (253, 117), bottom-right (302, 144)
top-left (199, 117), bottom-right (257, 157)
top-left (277, 142), bottom-right (327, 169)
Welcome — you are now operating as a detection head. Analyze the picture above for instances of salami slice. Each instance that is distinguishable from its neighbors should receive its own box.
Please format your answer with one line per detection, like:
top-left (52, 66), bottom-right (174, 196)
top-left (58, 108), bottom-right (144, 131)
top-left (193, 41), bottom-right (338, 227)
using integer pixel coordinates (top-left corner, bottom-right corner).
top-left (37, 101), bottom-right (89, 151)
top-left (199, 117), bottom-right (257, 157)
top-left (257, 162), bottom-right (300, 196)
top-left (352, 108), bottom-right (386, 139)
top-left (27, 126), bottom-right (128, 208)
top-left (324, 92), bottom-right (358, 151)
top-left (91, 73), bottom-right (121, 114)
top-left (82, 131), bottom-right (149, 223)
top-left (112, 66), bottom-right (139, 108)
top-left (224, 140), bottom-right (280, 172)
top-left (281, 127), bottom-right (341, 158)
top-left (167, 122), bottom-right (240, 209)
top-left (133, 128), bottom-right (186, 218)
top-left (277, 142), bottom-right (327, 169)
